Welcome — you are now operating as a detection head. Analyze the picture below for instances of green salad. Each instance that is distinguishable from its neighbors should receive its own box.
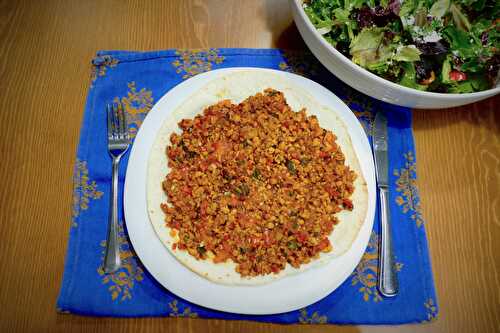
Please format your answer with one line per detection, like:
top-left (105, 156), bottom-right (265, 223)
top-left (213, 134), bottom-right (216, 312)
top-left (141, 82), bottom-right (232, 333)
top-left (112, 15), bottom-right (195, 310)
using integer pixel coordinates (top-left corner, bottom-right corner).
top-left (303, 0), bottom-right (499, 93)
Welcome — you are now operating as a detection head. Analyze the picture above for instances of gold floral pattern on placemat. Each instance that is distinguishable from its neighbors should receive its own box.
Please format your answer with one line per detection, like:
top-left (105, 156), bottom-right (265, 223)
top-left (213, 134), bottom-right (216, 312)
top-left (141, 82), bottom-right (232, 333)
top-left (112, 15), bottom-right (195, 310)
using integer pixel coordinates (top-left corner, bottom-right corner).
top-left (298, 307), bottom-right (328, 324)
top-left (97, 221), bottom-right (144, 301)
top-left (423, 298), bottom-right (438, 322)
top-left (167, 299), bottom-right (198, 318)
top-left (351, 231), bottom-right (403, 302)
top-left (394, 151), bottom-right (424, 227)
top-left (115, 82), bottom-right (154, 139)
top-left (279, 50), bottom-right (319, 77)
top-left (90, 55), bottom-right (119, 86)
top-left (71, 159), bottom-right (103, 227)
top-left (172, 49), bottom-right (225, 79)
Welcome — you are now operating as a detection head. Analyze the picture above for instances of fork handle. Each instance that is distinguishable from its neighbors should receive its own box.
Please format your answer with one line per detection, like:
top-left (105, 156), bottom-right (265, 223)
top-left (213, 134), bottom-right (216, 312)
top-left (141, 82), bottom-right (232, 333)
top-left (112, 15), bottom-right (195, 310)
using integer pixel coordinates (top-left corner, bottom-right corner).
top-left (104, 156), bottom-right (121, 273)
top-left (377, 187), bottom-right (398, 297)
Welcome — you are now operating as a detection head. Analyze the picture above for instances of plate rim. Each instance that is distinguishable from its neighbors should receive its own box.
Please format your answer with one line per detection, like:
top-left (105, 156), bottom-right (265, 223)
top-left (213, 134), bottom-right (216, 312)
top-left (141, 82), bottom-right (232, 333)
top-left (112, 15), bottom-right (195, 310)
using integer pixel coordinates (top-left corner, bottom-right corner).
top-left (124, 67), bottom-right (376, 315)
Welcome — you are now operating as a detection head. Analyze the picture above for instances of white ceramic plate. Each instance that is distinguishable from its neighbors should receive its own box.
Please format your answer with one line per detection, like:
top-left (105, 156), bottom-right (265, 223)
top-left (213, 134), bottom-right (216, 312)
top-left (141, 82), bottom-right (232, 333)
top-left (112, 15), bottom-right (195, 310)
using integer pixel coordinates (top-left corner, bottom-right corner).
top-left (124, 67), bottom-right (376, 315)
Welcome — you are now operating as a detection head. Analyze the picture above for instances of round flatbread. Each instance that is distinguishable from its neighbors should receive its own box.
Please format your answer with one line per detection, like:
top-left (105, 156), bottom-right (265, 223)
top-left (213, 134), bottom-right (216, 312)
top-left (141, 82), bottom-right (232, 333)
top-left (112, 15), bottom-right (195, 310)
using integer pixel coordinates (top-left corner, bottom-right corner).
top-left (147, 70), bottom-right (368, 285)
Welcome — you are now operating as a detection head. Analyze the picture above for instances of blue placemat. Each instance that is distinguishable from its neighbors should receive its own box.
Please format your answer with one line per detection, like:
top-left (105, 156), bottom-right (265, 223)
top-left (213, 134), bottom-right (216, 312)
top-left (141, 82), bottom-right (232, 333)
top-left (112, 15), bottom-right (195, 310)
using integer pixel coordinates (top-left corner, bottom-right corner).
top-left (57, 48), bottom-right (438, 324)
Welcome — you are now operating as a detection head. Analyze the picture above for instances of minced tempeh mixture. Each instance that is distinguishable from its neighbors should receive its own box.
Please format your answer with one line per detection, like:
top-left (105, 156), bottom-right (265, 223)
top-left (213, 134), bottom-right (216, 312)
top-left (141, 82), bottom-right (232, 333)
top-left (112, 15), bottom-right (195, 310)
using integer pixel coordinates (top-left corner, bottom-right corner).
top-left (161, 89), bottom-right (357, 277)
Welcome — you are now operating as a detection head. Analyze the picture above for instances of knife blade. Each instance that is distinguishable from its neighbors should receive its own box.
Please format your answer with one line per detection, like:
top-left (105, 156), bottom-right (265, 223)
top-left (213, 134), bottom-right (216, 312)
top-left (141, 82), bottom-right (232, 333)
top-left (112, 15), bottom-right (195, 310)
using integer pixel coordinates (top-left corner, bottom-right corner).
top-left (373, 111), bottom-right (388, 188)
top-left (373, 110), bottom-right (399, 297)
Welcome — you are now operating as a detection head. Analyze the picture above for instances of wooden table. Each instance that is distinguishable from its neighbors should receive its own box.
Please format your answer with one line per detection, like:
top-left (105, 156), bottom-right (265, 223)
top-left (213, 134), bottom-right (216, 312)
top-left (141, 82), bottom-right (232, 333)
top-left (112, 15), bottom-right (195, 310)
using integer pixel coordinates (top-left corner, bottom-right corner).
top-left (0, 1), bottom-right (498, 332)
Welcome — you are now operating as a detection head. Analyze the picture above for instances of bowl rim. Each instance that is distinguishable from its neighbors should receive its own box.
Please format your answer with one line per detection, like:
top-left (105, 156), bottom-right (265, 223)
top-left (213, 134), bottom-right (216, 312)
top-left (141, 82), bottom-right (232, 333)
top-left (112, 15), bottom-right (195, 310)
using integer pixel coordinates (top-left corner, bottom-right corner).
top-left (291, 0), bottom-right (500, 99)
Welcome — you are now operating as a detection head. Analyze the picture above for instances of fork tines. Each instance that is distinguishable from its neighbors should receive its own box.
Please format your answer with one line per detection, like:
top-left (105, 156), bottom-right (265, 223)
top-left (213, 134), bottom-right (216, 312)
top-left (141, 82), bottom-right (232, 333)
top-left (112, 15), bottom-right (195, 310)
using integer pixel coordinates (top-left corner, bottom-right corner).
top-left (107, 102), bottom-right (130, 142)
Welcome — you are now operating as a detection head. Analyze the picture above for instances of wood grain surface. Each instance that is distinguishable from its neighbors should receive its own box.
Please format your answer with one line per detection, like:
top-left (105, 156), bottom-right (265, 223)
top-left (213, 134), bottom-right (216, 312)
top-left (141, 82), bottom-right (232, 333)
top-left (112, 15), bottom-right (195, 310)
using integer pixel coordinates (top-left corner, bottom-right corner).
top-left (0, 0), bottom-right (498, 332)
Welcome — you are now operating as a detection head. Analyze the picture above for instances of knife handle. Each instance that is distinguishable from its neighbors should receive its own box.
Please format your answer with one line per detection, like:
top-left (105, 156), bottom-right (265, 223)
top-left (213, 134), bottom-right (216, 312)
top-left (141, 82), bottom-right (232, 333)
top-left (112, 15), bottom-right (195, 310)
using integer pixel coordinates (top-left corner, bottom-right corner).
top-left (378, 187), bottom-right (399, 297)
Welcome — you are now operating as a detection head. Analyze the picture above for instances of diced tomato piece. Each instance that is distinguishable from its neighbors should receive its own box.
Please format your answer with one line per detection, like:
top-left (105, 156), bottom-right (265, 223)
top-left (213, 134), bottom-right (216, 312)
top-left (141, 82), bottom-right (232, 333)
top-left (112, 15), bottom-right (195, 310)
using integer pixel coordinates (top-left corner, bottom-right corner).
top-left (168, 171), bottom-right (183, 181)
top-left (230, 197), bottom-right (239, 207)
top-left (238, 213), bottom-right (257, 227)
top-left (170, 133), bottom-right (181, 145)
top-left (263, 230), bottom-right (274, 246)
top-left (342, 198), bottom-right (353, 210)
top-left (319, 151), bottom-right (329, 158)
top-left (179, 119), bottom-right (193, 130)
top-left (323, 219), bottom-right (334, 231)
top-left (200, 200), bottom-right (208, 217)
top-left (449, 70), bottom-right (467, 82)
top-left (317, 238), bottom-right (330, 251)
top-left (324, 132), bottom-right (335, 144)
top-left (223, 242), bottom-right (232, 252)
top-left (213, 251), bottom-right (229, 263)
top-left (271, 264), bottom-right (280, 273)
top-left (250, 237), bottom-right (261, 247)
top-left (181, 185), bottom-right (192, 196)
top-left (199, 161), bottom-right (208, 171)
top-left (167, 147), bottom-right (180, 160)
top-left (212, 140), bottom-right (231, 161)
top-left (325, 186), bottom-right (340, 198)
top-left (160, 203), bottom-right (169, 213)
top-left (297, 231), bottom-right (309, 243)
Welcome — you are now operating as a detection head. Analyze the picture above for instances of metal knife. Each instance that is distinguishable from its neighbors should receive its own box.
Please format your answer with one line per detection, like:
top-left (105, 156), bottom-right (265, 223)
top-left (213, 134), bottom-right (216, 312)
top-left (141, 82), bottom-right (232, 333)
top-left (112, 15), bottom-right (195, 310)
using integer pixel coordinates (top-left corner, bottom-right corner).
top-left (373, 110), bottom-right (399, 297)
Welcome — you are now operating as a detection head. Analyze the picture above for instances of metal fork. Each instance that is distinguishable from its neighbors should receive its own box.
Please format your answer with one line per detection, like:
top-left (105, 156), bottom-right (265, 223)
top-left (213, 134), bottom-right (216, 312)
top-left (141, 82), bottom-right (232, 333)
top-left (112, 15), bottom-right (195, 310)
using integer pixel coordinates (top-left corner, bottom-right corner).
top-left (104, 102), bottom-right (130, 273)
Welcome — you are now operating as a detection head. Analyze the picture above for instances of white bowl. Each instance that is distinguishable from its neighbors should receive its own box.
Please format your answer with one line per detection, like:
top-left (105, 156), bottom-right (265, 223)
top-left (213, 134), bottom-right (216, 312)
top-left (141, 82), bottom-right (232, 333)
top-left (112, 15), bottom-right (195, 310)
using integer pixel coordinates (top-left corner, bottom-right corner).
top-left (290, 0), bottom-right (500, 109)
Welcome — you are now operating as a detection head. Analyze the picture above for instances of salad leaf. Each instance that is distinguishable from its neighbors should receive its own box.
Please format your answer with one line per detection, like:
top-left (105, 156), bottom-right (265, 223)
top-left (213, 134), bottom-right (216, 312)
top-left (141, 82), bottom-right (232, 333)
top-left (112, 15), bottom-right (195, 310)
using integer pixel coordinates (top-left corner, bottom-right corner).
top-left (470, 0), bottom-right (486, 11)
top-left (349, 27), bottom-right (385, 67)
top-left (304, 6), bottom-right (333, 29)
top-left (399, 0), bottom-right (417, 17)
top-left (347, 0), bottom-right (375, 10)
top-left (366, 43), bottom-right (394, 73)
top-left (448, 81), bottom-right (474, 93)
top-left (450, 3), bottom-right (472, 31)
top-left (455, 0), bottom-right (486, 10)
top-left (333, 8), bottom-right (350, 24)
top-left (323, 35), bottom-right (338, 47)
top-left (394, 45), bottom-right (422, 62)
top-left (354, 7), bottom-right (376, 28)
top-left (460, 58), bottom-right (483, 72)
top-left (471, 19), bottom-right (492, 37)
top-left (387, 0), bottom-right (401, 15)
top-left (317, 26), bottom-right (332, 35)
top-left (415, 41), bottom-right (448, 56)
top-left (414, 7), bottom-right (428, 27)
top-left (442, 26), bottom-right (475, 58)
top-left (471, 18), bottom-right (498, 48)
top-left (332, 7), bottom-right (355, 39)
top-left (399, 62), bottom-right (428, 90)
top-left (446, 75), bottom-right (488, 92)
top-left (441, 57), bottom-right (452, 83)
top-left (429, 0), bottom-right (450, 18)
top-left (469, 74), bottom-right (490, 91)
